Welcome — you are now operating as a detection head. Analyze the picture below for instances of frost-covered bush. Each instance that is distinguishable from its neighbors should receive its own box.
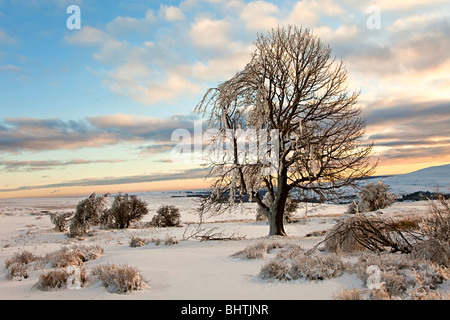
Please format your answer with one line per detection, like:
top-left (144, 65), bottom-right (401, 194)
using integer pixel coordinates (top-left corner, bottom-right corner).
top-left (45, 245), bottom-right (104, 268)
top-left (151, 205), bottom-right (181, 227)
top-left (69, 193), bottom-right (107, 237)
top-left (349, 253), bottom-right (448, 299)
top-left (102, 193), bottom-right (148, 229)
top-left (130, 237), bottom-right (148, 247)
top-left (409, 194), bottom-right (450, 266)
top-left (37, 266), bottom-right (87, 290)
top-left (5, 250), bottom-right (40, 280)
top-left (357, 180), bottom-right (396, 212)
top-left (258, 246), bottom-right (346, 281)
top-left (231, 241), bottom-right (267, 259)
top-left (92, 263), bottom-right (147, 294)
top-left (50, 212), bottom-right (73, 232)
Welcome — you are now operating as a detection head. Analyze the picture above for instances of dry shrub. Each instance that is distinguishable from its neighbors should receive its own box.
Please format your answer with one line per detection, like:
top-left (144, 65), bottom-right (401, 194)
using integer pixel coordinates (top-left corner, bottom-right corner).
top-left (410, 239), bottom-right (450, 266)
top-left (45, 245), bottom-right (104, 268)
top-left (92, 263), bottom-right (148, 294)
top-left (151, 205), bottom-right (181, 227)
top-left (323, 215), bottom-right (417, 254)
top-left (37, 266), bottom-right (87, 290)
top-left (333, 288), bottom-right (365, 300)
top-left (50, 212), bottom-right (73, 232)
top-left (288, 252), bottom-right (345, 281)
top-left (130, 237), bottom-right (148, 247)
top-left (258, 245), bottom-right (345, 281)
top-left (231, 241), bottom-right (266, 259)
top-left (231, 241), bottom-right (301, 260)
top-left (5, 250), bottom-right (40, 280)
top-left (350, 253), bottom-right (448, 299)
top-left (38, 269), bottom-right (70, 290)
top-left (259, 259), bottom-right (291, 281)
top-left (358, 180), bottom-right (396, 212)
top-left (411, 194), bottom-right (450, 266)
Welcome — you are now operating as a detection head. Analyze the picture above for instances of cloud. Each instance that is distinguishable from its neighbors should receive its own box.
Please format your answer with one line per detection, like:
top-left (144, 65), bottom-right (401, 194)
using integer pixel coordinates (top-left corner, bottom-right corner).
top-left (375, 0), bottom-right (448, 11)
top-left (0, 114), bottom-right (200, 153)
top-left (0, 159), bottom-right (126, 172)
top-left (64, 26), bottom-right (109, 45)
top-left (106, 9), bottom-right (156, 37)
top-left (189, 17), bottom-right (237, 52)
top-left (161, 5), bottom-right (186, 21)
top-left (239, 1), bottom-right (280, 32)
top-left (0, 168), bottom-right (208, 193)
top-left (0, 64), bottom-right (22, 72)
top-left (0, 28), bottom-right (17, 44)
top-left (363, 99), bottom-right (450, 165)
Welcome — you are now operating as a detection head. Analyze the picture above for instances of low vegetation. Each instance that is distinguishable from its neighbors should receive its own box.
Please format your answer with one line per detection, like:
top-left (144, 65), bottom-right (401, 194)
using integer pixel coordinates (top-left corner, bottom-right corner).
top-left (91, 263), bottom-right (148, 294)
top-left (102, 193), bottom-right (148, 229)
top-left (151, 205), bottom-right (182, 227)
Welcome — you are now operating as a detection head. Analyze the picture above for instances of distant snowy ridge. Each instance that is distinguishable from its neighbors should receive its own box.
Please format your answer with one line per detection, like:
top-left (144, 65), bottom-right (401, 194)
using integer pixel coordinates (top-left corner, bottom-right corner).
top-left (375, 164), bottom-right (450, 195)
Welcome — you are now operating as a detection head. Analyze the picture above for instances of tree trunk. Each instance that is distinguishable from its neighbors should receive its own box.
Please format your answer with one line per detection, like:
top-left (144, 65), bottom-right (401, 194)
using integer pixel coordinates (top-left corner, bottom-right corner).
top-left (267, 192), bottom-right (288, 236)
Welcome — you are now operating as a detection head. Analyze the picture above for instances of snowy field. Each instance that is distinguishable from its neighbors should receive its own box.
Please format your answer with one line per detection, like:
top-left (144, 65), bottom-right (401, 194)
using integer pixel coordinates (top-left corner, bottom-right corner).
top-left (0, 188), bottom-right (448, 301)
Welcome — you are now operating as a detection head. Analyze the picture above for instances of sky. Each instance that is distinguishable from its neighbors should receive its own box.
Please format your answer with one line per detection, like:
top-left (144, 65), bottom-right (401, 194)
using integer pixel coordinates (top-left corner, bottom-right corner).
top-left (0, 0), bottom-right (449, 199)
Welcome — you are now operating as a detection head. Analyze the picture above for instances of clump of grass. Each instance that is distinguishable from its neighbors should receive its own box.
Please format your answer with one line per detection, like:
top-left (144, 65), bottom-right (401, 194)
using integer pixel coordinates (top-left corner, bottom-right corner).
top-left (91, 263), bottom-right (148, 294)
top-left (130, 237), bottom-right (149, 247)
top-left (45, 245), bottom-right (104, 268)
top-left (259, 249), bottom-right (345, 281)
top-left (231, 241), bottom-right (267, 259)
top-left (36, 266), bottom-right (87, 290)
top-left (5, 250), bottom-right (41, 280)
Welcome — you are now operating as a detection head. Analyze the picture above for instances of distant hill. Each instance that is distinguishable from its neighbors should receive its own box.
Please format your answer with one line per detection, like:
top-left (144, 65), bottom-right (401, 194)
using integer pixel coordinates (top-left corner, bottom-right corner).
top-left (376, 164), bottom-right (450, 195)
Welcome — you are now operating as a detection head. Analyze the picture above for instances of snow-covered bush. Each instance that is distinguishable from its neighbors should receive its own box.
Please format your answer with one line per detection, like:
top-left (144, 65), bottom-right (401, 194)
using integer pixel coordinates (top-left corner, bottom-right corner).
top-left (5, 250), bottom-right (40, 280)
top-left (130, 237), bottom-right (148, 247)
top-left (258, 245), bottom-right (346, 281)
top-left (50, 212), bottom-right (73, 232)
top-left (349, 253), bottom-right (448, 299)
top-left (37, 266), bottom-right (87, 290)
top-left (231, 241), bottom-right (266, 259)
top-left (45, 245), bottom-right (104, 268)
top-left (151, 205), bottom-right (181, 227)
top-left (69, 193), bottom-right (107, 237)
top-left (92, 263), bottom-right (147, 294)
top-left (102, 193), bottom-right (148, 229)
top-left (357, 180), bottom-right (396, 212)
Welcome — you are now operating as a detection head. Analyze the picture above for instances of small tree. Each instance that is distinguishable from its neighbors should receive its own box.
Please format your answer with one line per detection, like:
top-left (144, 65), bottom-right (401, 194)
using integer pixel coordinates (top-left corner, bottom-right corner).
top-left (69, 193), bottom-right (107, 237)
top-left (195, 25), bottom-right (375, 236)
top-left (151, 205), bottom-right (181, 227)
top-left (358, 181), bottom-right (396, 212)
top-left (103, 193), bottom-right (148, 229)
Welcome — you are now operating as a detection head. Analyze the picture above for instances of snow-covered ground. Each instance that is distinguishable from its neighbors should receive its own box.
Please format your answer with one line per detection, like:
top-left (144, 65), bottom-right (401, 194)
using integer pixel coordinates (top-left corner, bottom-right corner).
top-left (0, 193), bottom-right (446, 300)
top-left (0, 165), bottom-right (449, 300)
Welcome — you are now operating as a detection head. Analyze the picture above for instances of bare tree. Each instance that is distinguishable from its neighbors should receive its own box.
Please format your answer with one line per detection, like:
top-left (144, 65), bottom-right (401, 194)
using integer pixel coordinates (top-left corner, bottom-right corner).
top-left (195, 25), bottom-right (375, 236)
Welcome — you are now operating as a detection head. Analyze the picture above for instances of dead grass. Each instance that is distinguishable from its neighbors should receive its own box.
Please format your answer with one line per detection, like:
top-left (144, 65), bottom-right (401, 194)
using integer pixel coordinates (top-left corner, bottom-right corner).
top-left (91, 263), bottom-right (148, 294)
